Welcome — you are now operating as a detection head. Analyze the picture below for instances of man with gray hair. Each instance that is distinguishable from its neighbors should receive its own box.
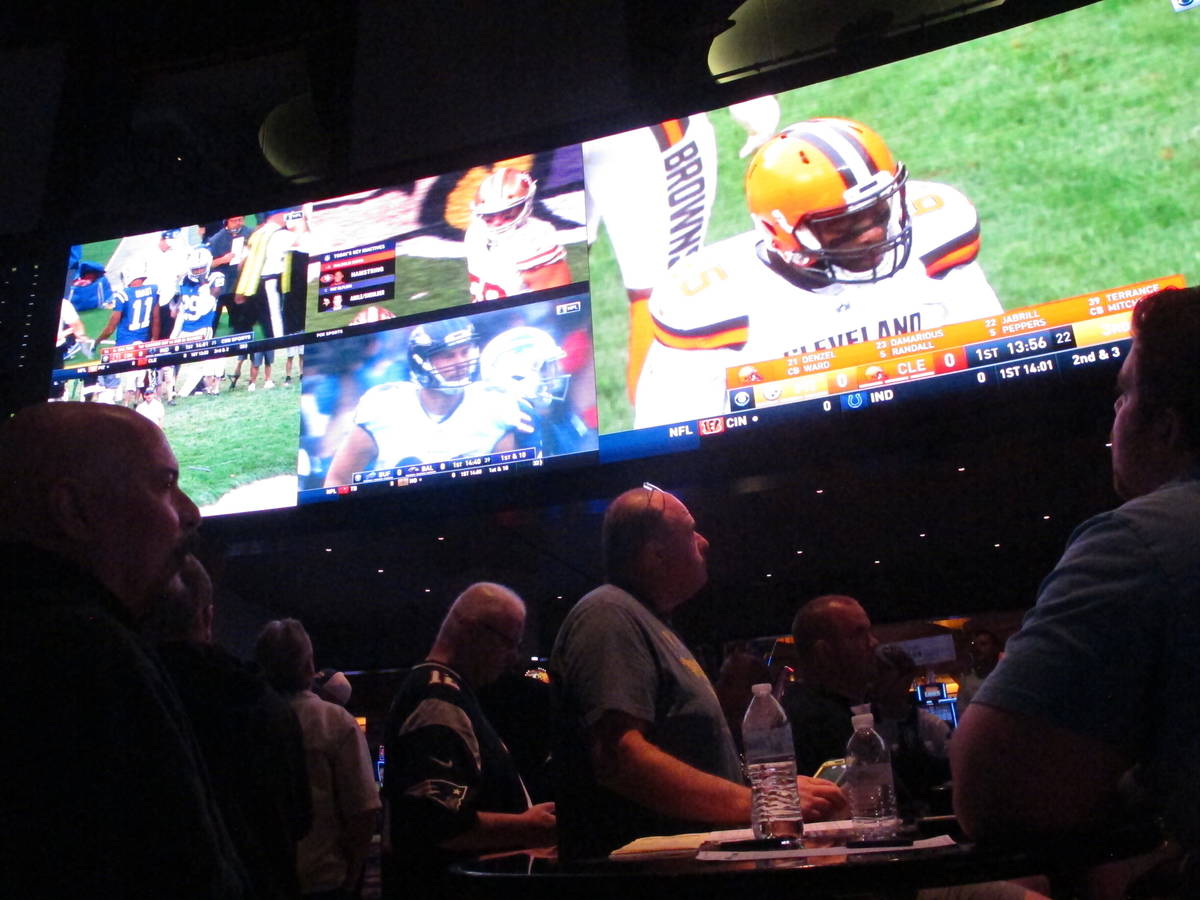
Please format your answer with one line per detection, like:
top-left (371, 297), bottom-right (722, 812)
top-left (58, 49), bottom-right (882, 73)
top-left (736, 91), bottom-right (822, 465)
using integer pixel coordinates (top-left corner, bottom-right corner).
top-left (381, 582), bottom-right (556, 897)
top-left (257, 618), bottom-right (380, 898)
top-left (0, 401), bottom-right (249, 898)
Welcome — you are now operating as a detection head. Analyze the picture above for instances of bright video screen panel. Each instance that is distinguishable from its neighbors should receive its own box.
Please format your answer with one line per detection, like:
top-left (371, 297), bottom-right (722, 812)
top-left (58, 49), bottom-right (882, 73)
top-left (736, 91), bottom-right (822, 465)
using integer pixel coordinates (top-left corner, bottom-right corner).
top-left (50, 0), bottom-right (1197, 516)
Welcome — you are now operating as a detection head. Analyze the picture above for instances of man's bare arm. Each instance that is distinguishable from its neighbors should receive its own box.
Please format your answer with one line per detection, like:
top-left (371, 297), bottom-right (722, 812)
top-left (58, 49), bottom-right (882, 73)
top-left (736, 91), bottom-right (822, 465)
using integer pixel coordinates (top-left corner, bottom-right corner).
top-left (952, 702), bottom-right (1131, 841)
top-left (587, 710), bottom-right (845, 825)
top-left (589, 710), bottom-right (751, 825)
top-left (439, 803), bottom-right (557, 853)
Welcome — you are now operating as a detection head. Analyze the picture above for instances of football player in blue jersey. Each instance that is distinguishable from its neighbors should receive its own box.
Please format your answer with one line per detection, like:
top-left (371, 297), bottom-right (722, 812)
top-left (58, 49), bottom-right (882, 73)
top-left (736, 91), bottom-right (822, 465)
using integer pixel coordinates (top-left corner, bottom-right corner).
top-left (94, 261), bottom-right (162, 406)
top-left (171, 248), bottom-right (226, 397)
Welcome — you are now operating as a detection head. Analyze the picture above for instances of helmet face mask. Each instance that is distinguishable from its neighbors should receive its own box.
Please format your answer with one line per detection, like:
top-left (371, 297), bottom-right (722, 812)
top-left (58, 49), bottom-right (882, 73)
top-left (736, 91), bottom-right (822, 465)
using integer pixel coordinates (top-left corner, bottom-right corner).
top-left (473, 168), bottom-right (536, 236)
top-left (409, 319), bottom-right (480, 392)
top-left (186, 247), bottom-right (213, 283)
top-left (746, 118), bottom-right (913, 287)
top-left (481, 326), bottom-right (569, 410)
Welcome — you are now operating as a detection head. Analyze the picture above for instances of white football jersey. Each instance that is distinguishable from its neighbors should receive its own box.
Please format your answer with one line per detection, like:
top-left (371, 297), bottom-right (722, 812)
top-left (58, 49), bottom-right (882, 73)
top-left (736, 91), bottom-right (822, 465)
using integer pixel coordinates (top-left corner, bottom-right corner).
top-left (465, 218), bottom-right (566, 302)
top-left (353, 380), bottom-right (518, 468)
top-left (634, 179), bottom-right (1002, 428)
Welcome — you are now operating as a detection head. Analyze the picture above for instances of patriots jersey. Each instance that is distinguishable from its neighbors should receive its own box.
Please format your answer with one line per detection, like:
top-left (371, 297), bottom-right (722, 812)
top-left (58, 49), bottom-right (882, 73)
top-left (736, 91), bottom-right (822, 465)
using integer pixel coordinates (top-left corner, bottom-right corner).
top-left (112, 283), bottom-right (160, 346)
top-left (174, 274), bottom-right (223, 336)
top-left (634, 179), bottom-right (1001, 428)
top-left (465, 218), bottom-right (567, 302)
top-left (353, 380), bottom-right (520, 469)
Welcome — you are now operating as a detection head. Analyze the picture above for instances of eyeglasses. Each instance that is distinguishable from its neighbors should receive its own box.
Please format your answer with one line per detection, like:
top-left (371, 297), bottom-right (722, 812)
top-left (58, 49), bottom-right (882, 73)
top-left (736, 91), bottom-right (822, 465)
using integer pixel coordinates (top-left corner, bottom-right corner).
top-left (476, 619), bottom-right (523, 650)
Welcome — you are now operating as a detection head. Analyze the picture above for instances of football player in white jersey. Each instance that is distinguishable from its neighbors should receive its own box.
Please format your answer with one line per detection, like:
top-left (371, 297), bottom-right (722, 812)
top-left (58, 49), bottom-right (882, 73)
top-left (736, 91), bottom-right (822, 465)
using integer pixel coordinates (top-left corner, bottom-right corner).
top-left (634, 117), bottom-right (1002, 428)
top-left (583, 113), bottom-right (719, 399)
top-left (323, 318), bottom-right (529, 486)
top-left (465, 167), bottom-right (571, 303)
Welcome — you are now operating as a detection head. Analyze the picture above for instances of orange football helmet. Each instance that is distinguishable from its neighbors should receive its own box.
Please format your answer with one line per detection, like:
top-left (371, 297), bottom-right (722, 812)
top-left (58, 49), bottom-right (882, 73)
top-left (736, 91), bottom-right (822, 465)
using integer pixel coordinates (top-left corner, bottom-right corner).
top-left (472, 167), bottom-right (536, 235)
top-left (745, 117), bottom-right (911, 286)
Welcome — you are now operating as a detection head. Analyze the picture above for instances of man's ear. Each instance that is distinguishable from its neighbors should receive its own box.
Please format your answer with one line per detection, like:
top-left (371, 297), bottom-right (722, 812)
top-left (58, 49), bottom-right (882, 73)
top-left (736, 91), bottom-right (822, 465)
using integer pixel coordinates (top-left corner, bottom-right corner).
top-left (47, 478), bottom-right (99, 542)
top-left (1151, 405), bottom-right (1182, 450)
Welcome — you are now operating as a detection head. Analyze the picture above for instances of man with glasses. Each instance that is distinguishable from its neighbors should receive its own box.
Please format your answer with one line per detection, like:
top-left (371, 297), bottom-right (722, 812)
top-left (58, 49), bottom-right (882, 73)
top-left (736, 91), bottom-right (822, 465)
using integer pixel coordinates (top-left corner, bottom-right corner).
top-left (381, 582), bottom-right (556, 897)
top-left (551, 484), bottom-right (844, 859)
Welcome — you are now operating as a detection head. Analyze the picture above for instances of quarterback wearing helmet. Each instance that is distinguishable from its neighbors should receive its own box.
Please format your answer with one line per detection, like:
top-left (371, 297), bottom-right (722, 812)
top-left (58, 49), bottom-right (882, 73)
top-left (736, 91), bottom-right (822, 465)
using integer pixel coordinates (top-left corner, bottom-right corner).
top-left (465, 166), bottom-right (571, 303)
top-left (323, 317), bottom-right (531, 486)
top-left (633, 117), bottom-right (1001, 428)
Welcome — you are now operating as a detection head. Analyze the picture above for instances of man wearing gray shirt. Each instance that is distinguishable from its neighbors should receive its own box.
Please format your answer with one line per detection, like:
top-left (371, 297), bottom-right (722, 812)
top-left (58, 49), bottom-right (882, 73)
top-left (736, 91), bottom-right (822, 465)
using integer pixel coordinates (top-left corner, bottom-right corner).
top-left (551, 484), bottom-right (843, 859)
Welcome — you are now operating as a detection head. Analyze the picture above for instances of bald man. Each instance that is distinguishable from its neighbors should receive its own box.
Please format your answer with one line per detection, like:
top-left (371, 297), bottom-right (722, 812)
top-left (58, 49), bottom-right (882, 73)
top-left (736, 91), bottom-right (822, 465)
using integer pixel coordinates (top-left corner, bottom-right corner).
top-left (381, 583), bottom-right (556, 897)
top-left (0, 402), bottom-right (249, 898)
top-left (550, 485), bottom-right (843, 860)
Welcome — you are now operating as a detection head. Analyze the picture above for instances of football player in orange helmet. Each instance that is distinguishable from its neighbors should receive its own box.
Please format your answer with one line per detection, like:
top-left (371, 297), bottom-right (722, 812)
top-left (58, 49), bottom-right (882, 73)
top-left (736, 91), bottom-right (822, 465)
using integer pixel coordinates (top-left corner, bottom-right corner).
top-left (633, 116), bottom-right (1001, 429)
top-left (745, 117), bottom-right (912, 287)
top-left (465, 166), bottom-right (571, 303)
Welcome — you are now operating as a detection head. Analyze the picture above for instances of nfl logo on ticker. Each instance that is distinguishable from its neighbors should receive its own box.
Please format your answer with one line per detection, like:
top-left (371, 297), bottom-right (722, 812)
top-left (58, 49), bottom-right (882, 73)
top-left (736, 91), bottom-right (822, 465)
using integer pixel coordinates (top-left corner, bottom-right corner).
top-left (1172, 0), bottom-right (1195, 12)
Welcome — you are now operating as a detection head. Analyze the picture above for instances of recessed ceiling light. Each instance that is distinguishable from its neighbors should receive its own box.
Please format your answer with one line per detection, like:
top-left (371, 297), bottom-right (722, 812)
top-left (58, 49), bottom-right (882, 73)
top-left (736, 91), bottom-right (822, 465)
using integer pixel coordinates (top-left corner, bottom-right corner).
top-left (919, 533), bottom-right (927, 538)
top-left (377, 569), bottom-right (384, 574)
top-left (957, 467), bottom-right (966, 472)
top-left (1042, 515), bottom-right (1051, 520)
top-left (815, 489), bottom-right (824, 494)
top-left (325, 548), bottom-right (332, 552)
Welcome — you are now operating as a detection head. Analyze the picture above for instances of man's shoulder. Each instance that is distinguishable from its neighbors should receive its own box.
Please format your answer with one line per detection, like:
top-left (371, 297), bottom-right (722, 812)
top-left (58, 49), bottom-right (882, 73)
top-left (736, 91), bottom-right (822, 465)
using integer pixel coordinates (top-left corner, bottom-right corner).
top-left (563, 584), bottom-right (647, 625)
top-left (648, 232), bottom-right (772, 345)
top-left (356, 380), bottom-right (416, 414)
top-left (906, 178), bottom-right (982, 276)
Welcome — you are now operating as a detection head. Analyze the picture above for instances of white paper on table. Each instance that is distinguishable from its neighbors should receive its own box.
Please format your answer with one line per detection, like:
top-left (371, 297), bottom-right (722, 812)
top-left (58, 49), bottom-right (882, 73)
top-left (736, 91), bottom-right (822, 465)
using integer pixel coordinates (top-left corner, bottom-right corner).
top-left (697, 830), bottom-right (956, 861)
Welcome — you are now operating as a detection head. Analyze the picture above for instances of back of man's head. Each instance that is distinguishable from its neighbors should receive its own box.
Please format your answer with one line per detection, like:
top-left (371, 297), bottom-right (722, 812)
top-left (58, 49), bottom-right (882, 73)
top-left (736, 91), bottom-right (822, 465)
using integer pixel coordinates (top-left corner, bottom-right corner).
top-left (255, 618), bottom-right (314, 693)
top-left (431, 582), bottom-right (525, 686)
top-left (0, 402), bottom-right (138, 545)
top-left (438, 582), bottom-right (525, 645)
top-left (602, 487), bottom-right (666, 587)
top-left (791, 594), bottom-right (859, 657)
top-left (1131, 285), bottom-right (1200, 454)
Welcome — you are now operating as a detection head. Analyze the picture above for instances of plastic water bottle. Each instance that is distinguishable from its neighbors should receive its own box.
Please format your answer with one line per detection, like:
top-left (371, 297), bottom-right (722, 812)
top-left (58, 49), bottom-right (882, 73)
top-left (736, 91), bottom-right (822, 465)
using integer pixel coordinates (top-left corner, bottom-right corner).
top-left (742, 682), bottom-right (804, 840)
top-left (844, 712), bottom-right (899, 839)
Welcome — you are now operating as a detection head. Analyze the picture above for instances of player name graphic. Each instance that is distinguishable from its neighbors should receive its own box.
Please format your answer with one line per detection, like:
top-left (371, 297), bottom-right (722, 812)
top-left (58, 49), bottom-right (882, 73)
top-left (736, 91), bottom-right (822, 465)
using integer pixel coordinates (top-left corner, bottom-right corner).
top-left (723, 275), bottom-right (1183, 410)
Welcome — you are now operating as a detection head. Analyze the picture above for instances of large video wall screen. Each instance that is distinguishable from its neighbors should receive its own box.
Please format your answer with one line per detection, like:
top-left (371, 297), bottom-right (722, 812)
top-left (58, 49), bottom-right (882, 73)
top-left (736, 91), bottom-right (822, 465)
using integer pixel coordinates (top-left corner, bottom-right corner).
top-left (51, 0), bottom-right (1196, 515)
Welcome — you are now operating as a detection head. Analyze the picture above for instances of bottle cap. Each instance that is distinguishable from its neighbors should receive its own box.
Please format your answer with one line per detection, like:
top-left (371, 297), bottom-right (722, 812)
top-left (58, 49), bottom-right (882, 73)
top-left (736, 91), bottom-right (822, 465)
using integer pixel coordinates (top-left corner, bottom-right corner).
top-left (751, 682), bottom-right (772, 695)
top-left (851, 712), bottom-right (875, 730)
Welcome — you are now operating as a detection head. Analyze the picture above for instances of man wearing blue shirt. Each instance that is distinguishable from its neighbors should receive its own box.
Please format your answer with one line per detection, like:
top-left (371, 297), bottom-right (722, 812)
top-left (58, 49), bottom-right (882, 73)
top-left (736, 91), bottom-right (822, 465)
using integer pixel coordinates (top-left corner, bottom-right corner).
top-left (953, 286), bottom-right (1200, 885)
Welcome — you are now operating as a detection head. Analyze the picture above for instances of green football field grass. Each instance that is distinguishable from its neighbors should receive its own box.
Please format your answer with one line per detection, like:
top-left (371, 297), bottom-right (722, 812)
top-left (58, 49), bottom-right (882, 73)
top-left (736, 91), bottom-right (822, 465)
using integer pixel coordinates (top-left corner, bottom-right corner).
top-left (592, 0), bottom-right (1198, 433)
top-left (163, 365), bottom-right (300, 508)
